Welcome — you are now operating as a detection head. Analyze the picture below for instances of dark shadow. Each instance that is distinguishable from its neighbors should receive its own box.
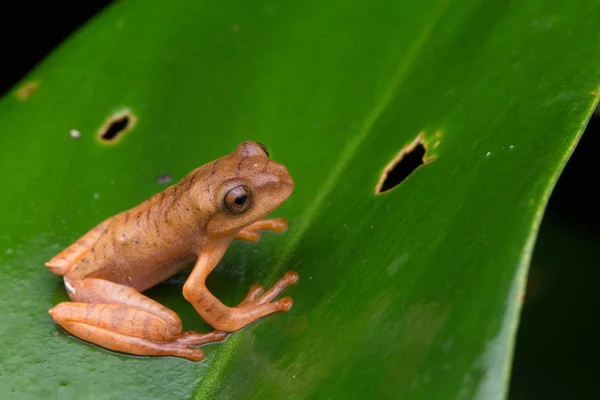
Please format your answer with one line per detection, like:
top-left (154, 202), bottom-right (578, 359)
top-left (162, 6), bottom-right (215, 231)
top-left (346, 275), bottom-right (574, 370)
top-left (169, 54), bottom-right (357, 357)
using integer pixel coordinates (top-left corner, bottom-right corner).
top-left (509, 113), bottom-right (600, 399)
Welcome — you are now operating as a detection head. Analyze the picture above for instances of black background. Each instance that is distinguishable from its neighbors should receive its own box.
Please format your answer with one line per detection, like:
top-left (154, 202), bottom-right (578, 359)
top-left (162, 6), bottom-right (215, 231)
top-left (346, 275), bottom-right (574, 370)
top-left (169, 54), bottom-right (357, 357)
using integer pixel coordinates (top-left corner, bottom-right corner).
top-left (0, 2), bottom-right (112, 96)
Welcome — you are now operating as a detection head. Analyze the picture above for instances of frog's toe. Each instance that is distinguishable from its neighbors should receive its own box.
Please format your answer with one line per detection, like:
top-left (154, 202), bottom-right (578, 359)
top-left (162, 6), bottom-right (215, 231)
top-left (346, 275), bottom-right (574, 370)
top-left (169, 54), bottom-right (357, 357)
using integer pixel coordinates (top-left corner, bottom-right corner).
top-left (241, 284), bottom-right (265, 305)
top-left (174, 346), bottom-right (205, 362)
top-left (254, 271), bottom-right (298, 306)
top-left (177, 330), bottom-right (229, 347)
top-left (274, 296), bottom-right (293, 311)
top-left (236, 271), bottom-right (298, 310)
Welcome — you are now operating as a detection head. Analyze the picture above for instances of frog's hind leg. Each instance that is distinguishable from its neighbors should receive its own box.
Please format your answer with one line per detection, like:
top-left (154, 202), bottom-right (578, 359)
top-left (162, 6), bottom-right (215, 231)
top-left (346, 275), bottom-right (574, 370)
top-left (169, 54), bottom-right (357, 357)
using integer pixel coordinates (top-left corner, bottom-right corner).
top-left (45, 218), bottom-right (111, 276)
top-left (49, 277), bottom-right (227, 361)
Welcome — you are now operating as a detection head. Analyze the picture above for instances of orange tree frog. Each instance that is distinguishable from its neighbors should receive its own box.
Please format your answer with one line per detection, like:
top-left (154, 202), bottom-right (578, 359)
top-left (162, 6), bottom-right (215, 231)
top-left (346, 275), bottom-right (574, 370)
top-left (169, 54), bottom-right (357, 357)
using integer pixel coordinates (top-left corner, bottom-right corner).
top-left (46, 141), bottom-right (298, 361)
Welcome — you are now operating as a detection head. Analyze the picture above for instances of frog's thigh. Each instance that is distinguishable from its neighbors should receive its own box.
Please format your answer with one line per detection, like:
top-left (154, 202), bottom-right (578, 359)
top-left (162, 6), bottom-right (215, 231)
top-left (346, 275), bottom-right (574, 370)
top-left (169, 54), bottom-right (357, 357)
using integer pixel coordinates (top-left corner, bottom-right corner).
top-left (49, 278), bottom-right (205, 360)
top-left (57, 277), bottom-right (183, 340)
top-left (63, 277), bottom-right (176, 315)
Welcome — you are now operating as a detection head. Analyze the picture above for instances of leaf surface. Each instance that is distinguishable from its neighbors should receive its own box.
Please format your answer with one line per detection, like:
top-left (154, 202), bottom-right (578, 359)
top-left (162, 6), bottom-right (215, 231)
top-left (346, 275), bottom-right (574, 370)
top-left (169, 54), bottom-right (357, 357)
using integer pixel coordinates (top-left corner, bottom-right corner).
top-left (0, 1), bottom-right (599, 399)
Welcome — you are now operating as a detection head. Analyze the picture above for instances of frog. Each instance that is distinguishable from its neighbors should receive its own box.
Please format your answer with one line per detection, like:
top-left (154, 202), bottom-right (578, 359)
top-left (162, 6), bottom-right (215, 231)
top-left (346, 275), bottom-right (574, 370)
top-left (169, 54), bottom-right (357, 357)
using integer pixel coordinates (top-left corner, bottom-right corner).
top-left (46, 141), bottom-right (298, 361)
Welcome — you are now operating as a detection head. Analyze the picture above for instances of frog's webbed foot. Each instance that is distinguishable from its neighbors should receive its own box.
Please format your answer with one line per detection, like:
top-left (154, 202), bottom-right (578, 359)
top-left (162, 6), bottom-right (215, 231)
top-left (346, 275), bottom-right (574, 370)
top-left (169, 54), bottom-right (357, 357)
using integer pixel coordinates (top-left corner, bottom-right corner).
top-left (49, 277), bottom-right (227, 361)
top-left (235, 218), bottom-right (287, 242)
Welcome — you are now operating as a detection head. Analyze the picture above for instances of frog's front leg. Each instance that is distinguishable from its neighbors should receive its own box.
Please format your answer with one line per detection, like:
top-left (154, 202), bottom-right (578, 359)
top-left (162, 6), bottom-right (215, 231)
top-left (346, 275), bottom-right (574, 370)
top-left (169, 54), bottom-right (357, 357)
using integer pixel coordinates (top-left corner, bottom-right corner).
top-left (49, 277), bottom-right (228, 361)
top-left (183, 242), bottom-right (298, 332)
top-left (234, 218), bottom-right (288, 242)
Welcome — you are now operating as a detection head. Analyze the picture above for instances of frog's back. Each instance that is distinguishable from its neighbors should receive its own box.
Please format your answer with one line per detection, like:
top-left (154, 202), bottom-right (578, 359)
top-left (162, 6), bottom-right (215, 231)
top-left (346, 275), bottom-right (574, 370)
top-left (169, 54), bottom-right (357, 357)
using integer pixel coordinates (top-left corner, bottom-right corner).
top-left (64, 166), bottom-right (211, 291)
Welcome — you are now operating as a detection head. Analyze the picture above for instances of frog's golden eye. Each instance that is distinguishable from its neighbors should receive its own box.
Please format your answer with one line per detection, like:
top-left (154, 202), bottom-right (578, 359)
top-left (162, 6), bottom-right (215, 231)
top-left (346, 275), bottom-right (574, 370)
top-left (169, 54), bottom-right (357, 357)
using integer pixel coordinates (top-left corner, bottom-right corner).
top-left (256, 142), bottom-right (269, 158)
top-left (224, 185), bottom-right (253, 214)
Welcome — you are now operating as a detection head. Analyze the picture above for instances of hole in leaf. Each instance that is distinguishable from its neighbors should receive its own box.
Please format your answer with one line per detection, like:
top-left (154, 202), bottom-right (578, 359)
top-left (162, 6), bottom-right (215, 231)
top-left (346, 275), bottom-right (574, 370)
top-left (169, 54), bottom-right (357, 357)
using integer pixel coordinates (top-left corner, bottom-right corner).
top-left (99, 109), bottom-right (136, 143)
top-left (375, 133), bottom-right (435, 194)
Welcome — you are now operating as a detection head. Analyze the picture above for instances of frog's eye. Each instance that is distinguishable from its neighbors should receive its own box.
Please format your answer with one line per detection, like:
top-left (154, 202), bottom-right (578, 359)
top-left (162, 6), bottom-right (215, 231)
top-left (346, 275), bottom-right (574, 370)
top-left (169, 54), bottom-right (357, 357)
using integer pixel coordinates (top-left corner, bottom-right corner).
top-left (224, 185), bottom-right (254, 214)
top-left (256, 142), bottom-right (269, 158)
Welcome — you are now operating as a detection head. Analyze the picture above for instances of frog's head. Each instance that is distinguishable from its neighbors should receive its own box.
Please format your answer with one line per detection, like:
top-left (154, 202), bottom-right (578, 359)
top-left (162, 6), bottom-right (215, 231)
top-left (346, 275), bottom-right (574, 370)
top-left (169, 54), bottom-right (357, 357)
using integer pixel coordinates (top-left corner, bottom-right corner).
top-left (205, 140), bottom-right (294, 237)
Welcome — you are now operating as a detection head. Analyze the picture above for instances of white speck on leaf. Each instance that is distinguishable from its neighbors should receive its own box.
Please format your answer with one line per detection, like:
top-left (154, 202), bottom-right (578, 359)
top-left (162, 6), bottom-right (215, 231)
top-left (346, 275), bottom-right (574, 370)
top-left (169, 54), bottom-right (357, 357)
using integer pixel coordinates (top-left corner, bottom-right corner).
top-left (509, 145), bottom-right (514, 149)
top-left (157, 174), bottom-right (173, 184)
top-left (69, 129), bottom-right (81, 139)
top-left (532, 16), bottom-right (556, 31)
top-left (486, 152), bottom-right (491, 156)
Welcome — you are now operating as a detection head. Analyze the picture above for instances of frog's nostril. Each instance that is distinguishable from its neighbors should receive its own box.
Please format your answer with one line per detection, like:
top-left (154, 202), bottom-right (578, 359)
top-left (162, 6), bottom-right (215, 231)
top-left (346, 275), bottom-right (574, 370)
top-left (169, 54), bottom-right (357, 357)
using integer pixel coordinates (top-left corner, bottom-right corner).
top-left (99, 109), bottom-right (137, 144)
top-left (375, 132), bottom-right (437, 194)
top-left (272, 165), bottom-right (294, 187)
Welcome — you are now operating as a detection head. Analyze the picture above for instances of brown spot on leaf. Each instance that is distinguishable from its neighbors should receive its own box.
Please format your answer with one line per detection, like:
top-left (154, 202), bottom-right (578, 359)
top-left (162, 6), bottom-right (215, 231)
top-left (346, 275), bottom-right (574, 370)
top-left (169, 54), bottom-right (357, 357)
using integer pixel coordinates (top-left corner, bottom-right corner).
top-left (16, 81), bottom-right (40, 100)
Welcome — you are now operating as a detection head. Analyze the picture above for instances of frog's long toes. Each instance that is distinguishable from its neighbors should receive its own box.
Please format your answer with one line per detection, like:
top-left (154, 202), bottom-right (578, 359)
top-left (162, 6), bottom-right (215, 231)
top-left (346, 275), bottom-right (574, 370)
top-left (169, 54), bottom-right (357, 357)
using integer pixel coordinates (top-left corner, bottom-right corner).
top-left (254, 271), bottom-right (298, 305)
top-left (177, 347), bottom-right (205, 362)
top-left (177, 330), bottom-right (229, 347)
top-left (281, 271), bottom-right (299, 285)
top-left (275, 296), bottom-right (293, 311)
top-left (270, 217), bottom-right (288, 232)
top-left (242, 284), bottom-right (265, 304)
top-left (212, 331), bottom-right (229, 342)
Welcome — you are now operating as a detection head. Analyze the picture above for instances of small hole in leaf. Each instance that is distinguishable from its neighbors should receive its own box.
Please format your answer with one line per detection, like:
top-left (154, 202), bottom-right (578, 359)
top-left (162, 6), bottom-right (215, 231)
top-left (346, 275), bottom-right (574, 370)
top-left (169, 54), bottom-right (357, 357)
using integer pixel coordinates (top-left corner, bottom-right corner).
top-left (375, 133), bottom-right (435, 194)
top-left (99, 110), bottom-right (136, 143)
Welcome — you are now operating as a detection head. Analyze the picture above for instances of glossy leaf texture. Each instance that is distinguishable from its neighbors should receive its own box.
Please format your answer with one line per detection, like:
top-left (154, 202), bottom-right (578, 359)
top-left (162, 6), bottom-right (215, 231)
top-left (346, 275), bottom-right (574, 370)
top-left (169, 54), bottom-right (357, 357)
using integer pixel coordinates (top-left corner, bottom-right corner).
top-left (0, 1), bottom-right (599, 399)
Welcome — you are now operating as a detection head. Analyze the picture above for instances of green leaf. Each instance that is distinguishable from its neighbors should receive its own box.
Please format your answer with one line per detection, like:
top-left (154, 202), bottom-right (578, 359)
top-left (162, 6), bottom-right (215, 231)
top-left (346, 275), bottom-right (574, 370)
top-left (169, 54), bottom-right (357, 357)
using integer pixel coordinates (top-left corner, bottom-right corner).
top-left (1, 1), bottom-right (599, 399)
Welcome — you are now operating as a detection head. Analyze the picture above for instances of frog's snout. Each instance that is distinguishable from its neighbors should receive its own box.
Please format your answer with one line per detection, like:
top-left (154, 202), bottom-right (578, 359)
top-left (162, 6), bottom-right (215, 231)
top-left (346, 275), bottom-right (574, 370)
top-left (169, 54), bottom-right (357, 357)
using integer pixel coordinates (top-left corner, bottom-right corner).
top-left (267, 162), bottom-right (294, 189)
top-left (277, 168), bottom-right (295, 189)
top-left (279, 170), bottom-right (294, 188)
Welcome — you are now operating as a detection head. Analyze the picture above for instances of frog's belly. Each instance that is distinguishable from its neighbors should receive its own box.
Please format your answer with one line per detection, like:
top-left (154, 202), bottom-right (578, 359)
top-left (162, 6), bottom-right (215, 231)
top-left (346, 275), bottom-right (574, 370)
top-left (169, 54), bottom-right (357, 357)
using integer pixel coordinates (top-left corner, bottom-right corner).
top-left (92, 251), bottom-right (197, 293)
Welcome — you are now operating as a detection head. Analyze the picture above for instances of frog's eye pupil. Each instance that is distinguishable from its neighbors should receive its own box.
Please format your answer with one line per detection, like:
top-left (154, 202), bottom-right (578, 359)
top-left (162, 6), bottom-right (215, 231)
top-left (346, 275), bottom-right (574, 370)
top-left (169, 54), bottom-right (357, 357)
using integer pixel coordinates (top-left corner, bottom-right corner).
top-left (224, 185), bottom-right (253, 214)
top-left (235, 194), bottom-right (247, 205)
